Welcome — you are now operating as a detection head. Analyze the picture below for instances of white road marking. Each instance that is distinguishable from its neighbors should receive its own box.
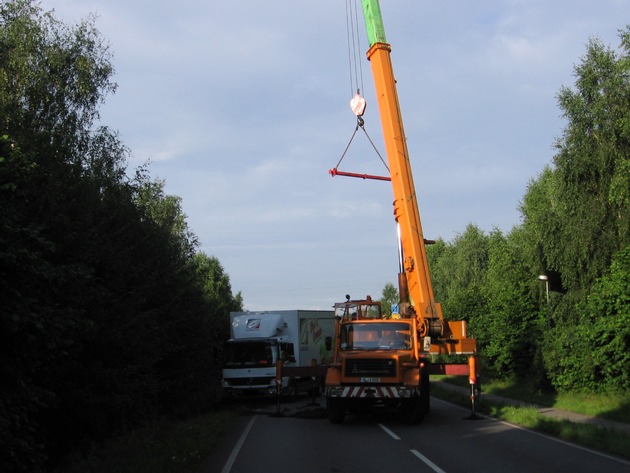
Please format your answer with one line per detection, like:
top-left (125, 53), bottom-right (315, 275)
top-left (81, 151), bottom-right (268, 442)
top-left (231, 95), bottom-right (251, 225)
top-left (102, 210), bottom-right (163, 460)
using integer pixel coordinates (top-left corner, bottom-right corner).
top-left (378, 423), bottom-right (401, 440)
top-left (221, 415), bottom-right (258, 473)
top-left (379, 422), bottom-right (446, 472)
top-left (410, 449), bottom-right (447, 473)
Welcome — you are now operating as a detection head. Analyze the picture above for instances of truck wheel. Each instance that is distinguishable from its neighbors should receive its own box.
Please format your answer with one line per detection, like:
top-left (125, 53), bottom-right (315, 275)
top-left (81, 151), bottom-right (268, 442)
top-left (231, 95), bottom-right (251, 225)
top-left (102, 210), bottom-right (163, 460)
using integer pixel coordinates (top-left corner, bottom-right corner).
top-left (286, 381), bottom-right (298, 401)
top-left (400, 398), bottom-right (424, 424)
top-left (420, 378), bottom-right (430, 415)
top-left (307, 384), bottom-right (320, 398)
top-left (326, 397), bottom-right (346, 424)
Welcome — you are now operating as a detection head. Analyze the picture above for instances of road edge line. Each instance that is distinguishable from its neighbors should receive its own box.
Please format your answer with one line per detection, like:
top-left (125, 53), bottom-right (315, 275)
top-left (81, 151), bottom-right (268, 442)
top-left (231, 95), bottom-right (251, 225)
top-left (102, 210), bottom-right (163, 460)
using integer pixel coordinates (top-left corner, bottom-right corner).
top-left (220, 415), bottom-right (258, 473)
top-left (431, 397), bottom-right (630, 467)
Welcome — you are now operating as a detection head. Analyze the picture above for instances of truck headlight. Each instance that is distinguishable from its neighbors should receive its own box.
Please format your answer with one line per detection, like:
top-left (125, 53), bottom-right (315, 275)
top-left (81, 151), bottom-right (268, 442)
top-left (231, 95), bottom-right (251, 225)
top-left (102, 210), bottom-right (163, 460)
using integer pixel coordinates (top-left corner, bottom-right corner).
top-left (327, 386), bottom-right (344, 396)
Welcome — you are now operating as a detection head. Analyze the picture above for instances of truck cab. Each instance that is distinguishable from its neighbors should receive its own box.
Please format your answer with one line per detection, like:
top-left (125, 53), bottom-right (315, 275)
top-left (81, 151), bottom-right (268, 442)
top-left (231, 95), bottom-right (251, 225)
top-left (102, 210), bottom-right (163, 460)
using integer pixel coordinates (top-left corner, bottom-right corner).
top-left (222, 314), bottom-right (292, 397)
top-left (325, 297), bottom-right (430, 424)
top-left (222, 310), bottom-right (335, 398)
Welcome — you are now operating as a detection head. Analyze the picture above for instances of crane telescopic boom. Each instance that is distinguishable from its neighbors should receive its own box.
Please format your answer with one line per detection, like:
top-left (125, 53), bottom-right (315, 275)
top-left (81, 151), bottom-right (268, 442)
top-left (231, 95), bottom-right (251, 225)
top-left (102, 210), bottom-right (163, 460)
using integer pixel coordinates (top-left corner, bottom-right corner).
top-left (362, 0), bottom-right (476, 355)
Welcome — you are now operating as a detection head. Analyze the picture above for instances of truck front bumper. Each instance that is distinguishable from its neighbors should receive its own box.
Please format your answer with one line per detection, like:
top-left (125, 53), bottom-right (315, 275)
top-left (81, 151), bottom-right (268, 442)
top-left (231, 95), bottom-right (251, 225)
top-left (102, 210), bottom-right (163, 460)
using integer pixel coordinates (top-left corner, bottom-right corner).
top-left (326, 385), bottom-right (420, 398)
top-left (222, 377), bottom-right (278, 397)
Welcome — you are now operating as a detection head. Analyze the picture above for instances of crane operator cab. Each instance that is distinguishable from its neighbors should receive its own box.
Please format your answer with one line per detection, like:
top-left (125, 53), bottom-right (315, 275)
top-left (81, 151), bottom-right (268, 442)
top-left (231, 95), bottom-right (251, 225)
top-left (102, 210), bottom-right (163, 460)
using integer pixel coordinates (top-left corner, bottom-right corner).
top-left (334, 295), bottom-right (382, 321)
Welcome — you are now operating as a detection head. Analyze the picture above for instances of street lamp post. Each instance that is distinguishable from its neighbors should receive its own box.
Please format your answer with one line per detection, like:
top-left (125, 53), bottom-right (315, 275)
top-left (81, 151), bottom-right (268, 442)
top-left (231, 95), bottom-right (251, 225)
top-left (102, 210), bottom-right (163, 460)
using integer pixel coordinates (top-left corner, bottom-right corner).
top-left (538, 275), bottom-right (550, 327)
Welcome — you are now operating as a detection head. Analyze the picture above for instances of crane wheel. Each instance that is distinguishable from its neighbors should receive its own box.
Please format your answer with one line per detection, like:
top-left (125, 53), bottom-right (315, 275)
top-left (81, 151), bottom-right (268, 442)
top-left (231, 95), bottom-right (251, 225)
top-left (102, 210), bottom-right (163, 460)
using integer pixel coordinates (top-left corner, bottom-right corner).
top-left (400, 398), bottom-right (425, 424)
top-left (326, 397), bottom-right (346, 424)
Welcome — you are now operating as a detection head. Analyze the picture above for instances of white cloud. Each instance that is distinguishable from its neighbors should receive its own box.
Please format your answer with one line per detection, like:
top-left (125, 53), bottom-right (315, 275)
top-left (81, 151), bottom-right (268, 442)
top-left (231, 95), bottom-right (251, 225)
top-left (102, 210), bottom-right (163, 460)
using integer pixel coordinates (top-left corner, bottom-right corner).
top-left (37, 0), bottom-right (629, 310)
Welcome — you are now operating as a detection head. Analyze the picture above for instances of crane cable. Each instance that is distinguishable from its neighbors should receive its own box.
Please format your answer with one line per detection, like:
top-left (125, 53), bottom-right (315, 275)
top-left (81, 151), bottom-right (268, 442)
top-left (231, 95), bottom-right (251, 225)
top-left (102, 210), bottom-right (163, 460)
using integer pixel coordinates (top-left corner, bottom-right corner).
top-left (332, 0), bottom-right (389, 178)
top-left (346, 0), bottom-right (364, 100)
top-left (332, 118), bottom-right (389, 175)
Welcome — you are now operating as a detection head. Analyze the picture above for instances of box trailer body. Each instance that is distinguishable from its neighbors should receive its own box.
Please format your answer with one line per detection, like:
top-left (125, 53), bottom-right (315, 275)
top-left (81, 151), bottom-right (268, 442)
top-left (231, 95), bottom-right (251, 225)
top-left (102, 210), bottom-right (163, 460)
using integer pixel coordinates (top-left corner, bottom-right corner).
top-left (222, 310), bottom-right (335, 397)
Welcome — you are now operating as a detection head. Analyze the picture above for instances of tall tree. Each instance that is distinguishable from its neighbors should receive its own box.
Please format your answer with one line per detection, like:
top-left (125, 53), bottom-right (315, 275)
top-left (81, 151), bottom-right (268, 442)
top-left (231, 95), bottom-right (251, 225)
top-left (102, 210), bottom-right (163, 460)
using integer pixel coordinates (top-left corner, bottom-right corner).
top-left (521, 27), bottom-right (630, 392)
top-left (548, 28), bottom-right (630, 291)
top-left (379, 282), bottom-right (399, 317)
top-left (134, 175), bottom-right (198, 258)
top-left (1, 2), bottom-right (243, 470)
top-left (431, 224), bottom-right (489, 325)
top-left (1, 2), bottom-right (121, 469)
top-left (476, 229), bottom-right (545, 381)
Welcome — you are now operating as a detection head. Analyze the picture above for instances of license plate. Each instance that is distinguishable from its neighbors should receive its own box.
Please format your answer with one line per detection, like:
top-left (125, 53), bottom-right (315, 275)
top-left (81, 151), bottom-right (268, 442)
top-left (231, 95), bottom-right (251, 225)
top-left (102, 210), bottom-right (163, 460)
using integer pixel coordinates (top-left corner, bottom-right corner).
top-left (360, 377), bottom-right (381, 383)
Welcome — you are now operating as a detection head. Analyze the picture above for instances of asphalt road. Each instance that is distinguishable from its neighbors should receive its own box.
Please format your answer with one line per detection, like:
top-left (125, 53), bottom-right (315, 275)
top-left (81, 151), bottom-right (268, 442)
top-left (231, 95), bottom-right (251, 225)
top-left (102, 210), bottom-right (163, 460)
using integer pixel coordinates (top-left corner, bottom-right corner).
top-left (202, 396), bottom-right (630, 473)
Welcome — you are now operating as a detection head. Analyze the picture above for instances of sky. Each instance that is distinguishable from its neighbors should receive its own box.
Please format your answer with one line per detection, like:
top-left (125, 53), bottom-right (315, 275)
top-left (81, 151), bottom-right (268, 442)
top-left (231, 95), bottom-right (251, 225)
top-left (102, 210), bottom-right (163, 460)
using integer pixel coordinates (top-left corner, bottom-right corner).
top-left (39, 0), bottom-right (628, 311)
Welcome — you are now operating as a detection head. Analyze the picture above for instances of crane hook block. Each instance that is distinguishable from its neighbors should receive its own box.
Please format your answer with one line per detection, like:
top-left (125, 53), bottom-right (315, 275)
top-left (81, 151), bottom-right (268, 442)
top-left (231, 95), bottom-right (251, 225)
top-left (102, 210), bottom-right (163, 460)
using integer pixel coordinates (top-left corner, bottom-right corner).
top-left (350, 93), bottom-right (367, 117)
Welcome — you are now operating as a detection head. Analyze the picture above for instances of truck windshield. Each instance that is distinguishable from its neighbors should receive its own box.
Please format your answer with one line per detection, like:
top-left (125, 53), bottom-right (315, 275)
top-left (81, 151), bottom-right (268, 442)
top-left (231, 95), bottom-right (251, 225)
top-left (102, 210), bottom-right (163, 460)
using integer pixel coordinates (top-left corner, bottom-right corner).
top-left (340, 322), bottom-right (412, 350)
top-left (223, 341), bottom-right (277, 368)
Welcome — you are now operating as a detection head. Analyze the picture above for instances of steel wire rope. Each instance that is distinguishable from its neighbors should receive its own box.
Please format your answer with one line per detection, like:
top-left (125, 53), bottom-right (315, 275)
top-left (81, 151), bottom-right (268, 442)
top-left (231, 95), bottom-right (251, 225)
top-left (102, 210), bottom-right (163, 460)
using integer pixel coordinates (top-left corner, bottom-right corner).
top-left (345, 0), bottom-right (364, 98)
top-left (333, 120), bottom-right (389, 174)
top-left (335, 0), bottom-right (388, 176)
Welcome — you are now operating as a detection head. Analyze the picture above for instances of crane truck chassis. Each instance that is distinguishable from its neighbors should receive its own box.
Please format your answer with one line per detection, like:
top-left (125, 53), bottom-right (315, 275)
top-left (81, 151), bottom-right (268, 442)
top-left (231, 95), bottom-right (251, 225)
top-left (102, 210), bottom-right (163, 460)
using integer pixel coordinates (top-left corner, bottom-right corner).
top-left (325, 296), bottom-right (431, 423)
top-left (325, 0), bottom-right (479, 424)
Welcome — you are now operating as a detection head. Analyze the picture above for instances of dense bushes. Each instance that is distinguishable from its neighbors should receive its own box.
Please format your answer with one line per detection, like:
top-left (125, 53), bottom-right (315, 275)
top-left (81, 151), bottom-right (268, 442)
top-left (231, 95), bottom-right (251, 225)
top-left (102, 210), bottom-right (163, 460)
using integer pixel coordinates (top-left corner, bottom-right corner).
top-left (425, 28), bottom-right (630, 394)
top-left (0, 2), bottom-right (241, 471)
top-left (543, 247), bottom-right (630, 393)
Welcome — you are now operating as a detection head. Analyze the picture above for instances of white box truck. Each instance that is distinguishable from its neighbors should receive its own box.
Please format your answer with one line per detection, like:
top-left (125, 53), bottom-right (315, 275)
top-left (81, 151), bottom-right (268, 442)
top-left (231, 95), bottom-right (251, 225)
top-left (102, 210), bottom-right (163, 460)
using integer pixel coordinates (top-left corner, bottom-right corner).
top-left (222, 310), bottom-right (335, 398)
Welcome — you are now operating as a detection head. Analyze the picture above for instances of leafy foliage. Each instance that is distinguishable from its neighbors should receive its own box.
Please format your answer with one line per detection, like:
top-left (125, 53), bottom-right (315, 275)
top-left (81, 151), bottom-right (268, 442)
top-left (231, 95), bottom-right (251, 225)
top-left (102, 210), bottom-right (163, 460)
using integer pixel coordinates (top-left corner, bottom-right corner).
top-left (586, 246), bottom-right (630, 392)
top-left (428, 224), bottom-right (489, 324)
top-left (549, 32), bottom-right (630, 291)
top-left (0, 2), bottom-right (242, 471)
top-left (527, 28), bottom-right (630, 392)
top-left (424, 28), bottom-right (630, 394)
top-left (477, 229), bottom-right (545, 381)
top-left (544, 247), bottom-right (630, 393)
top-left (379, 282), bottom-right (398, 317)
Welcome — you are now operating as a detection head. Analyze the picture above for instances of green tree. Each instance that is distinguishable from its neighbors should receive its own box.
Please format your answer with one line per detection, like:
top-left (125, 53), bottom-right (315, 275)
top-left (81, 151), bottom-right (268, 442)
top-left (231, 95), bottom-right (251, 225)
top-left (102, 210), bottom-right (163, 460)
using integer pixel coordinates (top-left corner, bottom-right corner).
top-left (476, 229), bottom-right (545, 382)
top-left (1, 1), bottom-right (121, 468)
top-left (0, 0), bottom-right (116, 158)
top-left (519, 27), bottom-right (630, 393)
top-left (379, 282), bottom-right (398, 317)
top-left (550, 29), bottom-right (630, 291)
top-left (135, 175), bottom-right (198, 257)
top-left (0, 2), bottom-right (242, 470)
top-left (585, 246), bottom-right (630, 392)
top-left (431, 224), bottom-right (489, 325)
top-left (194, 252), bottom-right (243, 323)
top-left (543, 246), bottom-right (630, 393)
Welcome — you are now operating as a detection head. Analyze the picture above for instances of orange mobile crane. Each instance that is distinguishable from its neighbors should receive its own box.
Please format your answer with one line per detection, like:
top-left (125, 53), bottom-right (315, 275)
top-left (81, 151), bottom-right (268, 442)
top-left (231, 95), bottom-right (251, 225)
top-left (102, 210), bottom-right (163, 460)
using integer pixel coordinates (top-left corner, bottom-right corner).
top-left (325, 0), bottom-right (479, 423)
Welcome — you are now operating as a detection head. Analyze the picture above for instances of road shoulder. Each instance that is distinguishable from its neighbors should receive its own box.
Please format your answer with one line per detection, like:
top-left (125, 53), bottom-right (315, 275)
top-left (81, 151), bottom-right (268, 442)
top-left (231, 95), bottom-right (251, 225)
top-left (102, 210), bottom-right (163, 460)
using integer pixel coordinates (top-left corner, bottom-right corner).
top-left (432, 379), bottom-right (630, 436)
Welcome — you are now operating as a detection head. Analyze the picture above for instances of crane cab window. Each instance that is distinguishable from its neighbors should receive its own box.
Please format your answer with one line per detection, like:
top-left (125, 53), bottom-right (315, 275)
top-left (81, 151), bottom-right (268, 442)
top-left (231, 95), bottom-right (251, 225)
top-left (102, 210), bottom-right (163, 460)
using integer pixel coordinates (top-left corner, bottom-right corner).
top-left (335, 302), bottom-right (382, 320)
top-left (340, 322), bottom-right (411, 350)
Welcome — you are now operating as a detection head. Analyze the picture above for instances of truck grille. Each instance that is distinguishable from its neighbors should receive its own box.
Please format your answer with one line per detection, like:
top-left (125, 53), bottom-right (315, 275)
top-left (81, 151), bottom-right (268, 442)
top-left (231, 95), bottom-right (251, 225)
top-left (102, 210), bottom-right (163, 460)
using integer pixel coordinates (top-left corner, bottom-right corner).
top-left (344, 359), bottom-right (397, 378)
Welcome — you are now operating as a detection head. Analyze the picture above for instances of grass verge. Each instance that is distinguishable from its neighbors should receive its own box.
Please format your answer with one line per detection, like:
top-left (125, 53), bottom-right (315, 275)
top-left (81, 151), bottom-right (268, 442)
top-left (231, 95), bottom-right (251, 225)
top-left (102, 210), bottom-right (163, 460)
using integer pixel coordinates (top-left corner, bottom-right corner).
top-left (436, 376), bottom-right (630, 423)
top-left (431, 382), bottom-right (630, 460)
top-left (60, 408), bottom-right (239, 473)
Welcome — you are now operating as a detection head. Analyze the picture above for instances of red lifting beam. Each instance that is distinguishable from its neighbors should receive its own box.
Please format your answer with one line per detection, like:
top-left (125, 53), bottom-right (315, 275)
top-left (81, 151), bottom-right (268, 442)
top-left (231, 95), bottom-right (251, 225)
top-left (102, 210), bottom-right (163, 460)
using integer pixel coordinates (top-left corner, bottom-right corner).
top-left (329, 167), bottom-right (391, 181)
